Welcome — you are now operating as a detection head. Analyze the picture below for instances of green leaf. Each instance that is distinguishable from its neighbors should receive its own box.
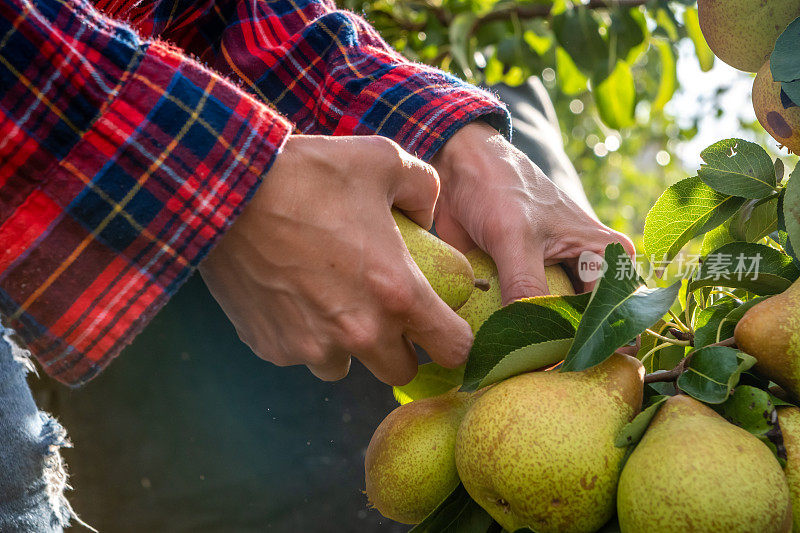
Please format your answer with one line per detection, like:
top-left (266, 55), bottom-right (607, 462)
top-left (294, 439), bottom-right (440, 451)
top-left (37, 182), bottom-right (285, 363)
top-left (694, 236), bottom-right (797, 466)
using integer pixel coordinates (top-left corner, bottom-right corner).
top-left (715, 385), bottom-right (788, 460)
top-left (654, 7), bottom-right (679, 42)
top-left (552, 7), bottom-right (607, 75)
top-left (698, 139), bottom-right (777, 199)
top-left (523, 30), bottom-right (552, 56)
top-left (644, 176), bottom-right (746, 265)
top-left (683, 7), bottom-right (714, 72)
top-left (652, 40), bottom-right (676, 113)
top-left (784, 165), bottom-right (800, 256)
top-left (771, 17), bottom-right (800, 84)
top-left (677, 347), bottom-right (757, 404)
top-left (592, 60), bottom-right (635, 129)
top-left (555, 46), bottom-right (588, 96)
top-left (474, 339), bottom-right (572, 390)
top-left (717, 385), bottom-right (779, 436)
top-left (782, 78), bottom-right (800, 108)
top-left (700, 198), bottom-right (779, 255)
top-left (723, 296), bottom-right (768, 324)
top-left (689, 242), bottom-right (799, 295)
top-left (561, 244), bottom-right (681, 372)
top-left (393, 363), bottom-right (464, 405)
top-left (729, 197), bottom-right (780, 242)
top-left (700, 224), bottom-right (734, 259)
top-left (615, 396), bottom-right (668, 447)
top-left (410, 484), bottom-right (494, 533)
top-left (462, 293), bottom-right (591, 392)
top-left (779, 191), bottom-right (800, 266)
top-left (693, 299), bottom-right (738, 348)
top-left (609, 8), bottom-right (647, 64)
top-left (449, 13), bottom-right (477, 79)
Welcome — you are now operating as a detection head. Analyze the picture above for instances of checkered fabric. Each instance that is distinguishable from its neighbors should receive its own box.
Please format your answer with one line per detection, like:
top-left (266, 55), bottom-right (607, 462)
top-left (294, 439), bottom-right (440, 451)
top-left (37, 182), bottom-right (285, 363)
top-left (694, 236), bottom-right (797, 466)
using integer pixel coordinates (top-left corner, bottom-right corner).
top-left (0, 0), bottom-right (508, 386)
top-left (94, 0), bottom-right (510, 160)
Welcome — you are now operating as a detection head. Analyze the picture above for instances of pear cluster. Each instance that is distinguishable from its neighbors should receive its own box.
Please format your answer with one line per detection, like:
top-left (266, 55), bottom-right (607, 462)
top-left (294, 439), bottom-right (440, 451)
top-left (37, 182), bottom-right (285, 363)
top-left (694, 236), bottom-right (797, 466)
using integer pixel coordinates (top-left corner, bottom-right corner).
top-left (365, 353), bottom-right (646, 530)
top-left (697, 0), bottom-right (800, 154)
top-left (366, 360), bottom-right (795, 531)
top-left (364, 269), bottom-right (800, 531)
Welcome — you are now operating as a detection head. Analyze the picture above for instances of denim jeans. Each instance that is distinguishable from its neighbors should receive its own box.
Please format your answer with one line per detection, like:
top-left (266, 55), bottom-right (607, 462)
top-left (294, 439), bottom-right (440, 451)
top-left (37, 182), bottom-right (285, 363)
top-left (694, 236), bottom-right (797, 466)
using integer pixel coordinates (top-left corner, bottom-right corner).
top-left (0, 327), bottom-right (73, 532)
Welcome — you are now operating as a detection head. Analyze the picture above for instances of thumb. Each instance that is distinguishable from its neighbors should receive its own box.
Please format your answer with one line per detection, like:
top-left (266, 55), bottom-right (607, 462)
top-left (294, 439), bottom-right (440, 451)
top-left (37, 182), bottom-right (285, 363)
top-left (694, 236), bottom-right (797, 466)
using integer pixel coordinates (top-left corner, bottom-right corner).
top-left (389, 151), bottom-right (441, 230)
top-left (493, 242), bottom-right (550, 305)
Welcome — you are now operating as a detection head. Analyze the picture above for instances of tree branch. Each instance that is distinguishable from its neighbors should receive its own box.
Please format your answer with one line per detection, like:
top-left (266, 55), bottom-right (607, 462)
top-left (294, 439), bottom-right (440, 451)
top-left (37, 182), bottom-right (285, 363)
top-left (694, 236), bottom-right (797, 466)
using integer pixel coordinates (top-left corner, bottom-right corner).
top-left (644, 355), bottom-right (691, 384)
top-left (705, 336), bottom-right (736, 348)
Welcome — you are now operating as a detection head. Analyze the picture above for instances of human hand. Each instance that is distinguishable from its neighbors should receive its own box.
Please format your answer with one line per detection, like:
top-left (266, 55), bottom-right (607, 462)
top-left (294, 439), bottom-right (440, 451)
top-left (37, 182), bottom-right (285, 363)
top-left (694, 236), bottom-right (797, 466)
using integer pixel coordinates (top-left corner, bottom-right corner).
top-left (199, 135), bottom-right (472, 385)
top-left (432, 122), bottom-right (635, 304)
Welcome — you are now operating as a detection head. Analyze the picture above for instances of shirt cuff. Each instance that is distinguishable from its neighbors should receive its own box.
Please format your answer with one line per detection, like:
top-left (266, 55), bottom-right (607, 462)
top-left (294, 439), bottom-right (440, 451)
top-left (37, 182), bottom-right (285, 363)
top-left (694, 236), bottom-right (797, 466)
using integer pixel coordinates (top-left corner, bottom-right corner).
top-left (344, 66), bottom-right (511, 161)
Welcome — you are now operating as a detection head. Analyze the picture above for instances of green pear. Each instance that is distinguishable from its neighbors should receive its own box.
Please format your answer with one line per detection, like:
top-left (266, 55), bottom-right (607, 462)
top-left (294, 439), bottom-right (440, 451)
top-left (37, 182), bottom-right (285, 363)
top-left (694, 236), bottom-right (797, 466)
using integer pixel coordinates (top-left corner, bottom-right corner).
top-left (392, 209), bottom-right (479, 310)
top-left (618, 395), bottom-right (792, 532)
top-left (753, 60), bottom-right (800, 155)
top-left (455, 353), bottom-right (644, 532)
top-left (778, 406), bottom-right (800, 532)
top-left (457, 249), bottom-right (576, 333)
top-left (698, 0), bottom-right (800, 72)
top-left (365, 390), bottom-right (478, 524)
top-left (735, 277), bottom-right (800, 401)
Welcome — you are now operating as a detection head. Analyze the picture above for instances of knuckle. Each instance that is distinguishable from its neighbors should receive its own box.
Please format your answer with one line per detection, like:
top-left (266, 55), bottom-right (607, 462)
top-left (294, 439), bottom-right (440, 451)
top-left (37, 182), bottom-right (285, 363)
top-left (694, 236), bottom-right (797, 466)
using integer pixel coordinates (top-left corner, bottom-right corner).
top-left (419, 163), bottom-right (441, 195)
top-left (367, 267), bottom-right (416, 314)
top-left (336, 315), bottom-right (380, 354)
top-left (384, 284), bottom-right (416, 315)
top-left (299, 340), bottom-right (330, 367)
top-left (488, 215), bottom-right (527, 243)
top-left (506, 274), bottom-right (549, 300)
top-left (368, 136), bottom-right (402, 160)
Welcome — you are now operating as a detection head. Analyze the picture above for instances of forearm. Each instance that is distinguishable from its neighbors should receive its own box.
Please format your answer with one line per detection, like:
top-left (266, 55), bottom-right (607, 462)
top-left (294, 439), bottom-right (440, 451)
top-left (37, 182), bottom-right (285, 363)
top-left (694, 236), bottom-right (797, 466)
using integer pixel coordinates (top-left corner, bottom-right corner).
top-left (0, 0), bottom-right (292, 385)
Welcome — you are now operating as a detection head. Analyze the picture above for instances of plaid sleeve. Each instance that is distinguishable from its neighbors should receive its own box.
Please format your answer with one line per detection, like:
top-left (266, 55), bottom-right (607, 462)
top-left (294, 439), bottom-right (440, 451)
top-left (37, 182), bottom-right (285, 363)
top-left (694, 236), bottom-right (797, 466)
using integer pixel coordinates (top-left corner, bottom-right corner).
top-left (0, 0), bottom-right (292, 385)
top-left (94, 0), bottom-right (511, 161)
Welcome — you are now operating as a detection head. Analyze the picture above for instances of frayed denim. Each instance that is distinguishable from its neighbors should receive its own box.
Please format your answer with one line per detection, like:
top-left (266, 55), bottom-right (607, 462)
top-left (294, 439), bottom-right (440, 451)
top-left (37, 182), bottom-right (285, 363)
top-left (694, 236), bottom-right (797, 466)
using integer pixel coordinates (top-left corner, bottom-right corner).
top-left (0, 326), bottom-right (75, 532)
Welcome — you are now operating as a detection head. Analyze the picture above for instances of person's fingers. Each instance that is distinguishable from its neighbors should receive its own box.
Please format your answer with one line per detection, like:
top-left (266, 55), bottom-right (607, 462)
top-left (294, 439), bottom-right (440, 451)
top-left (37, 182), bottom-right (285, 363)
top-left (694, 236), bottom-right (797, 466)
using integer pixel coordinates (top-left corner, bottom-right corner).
top-left (306, 354), bottom-right (352, 382)
top-left (402, 275), bottom-right (474, 369)
top-left (357, 335), bottom-right (418, 386)
top-left (491, 233), bottom-right (549, 305)
top-left (387, 147), bottom-right (441, 230)
top-left (432, 209), bottom-right (477, 253)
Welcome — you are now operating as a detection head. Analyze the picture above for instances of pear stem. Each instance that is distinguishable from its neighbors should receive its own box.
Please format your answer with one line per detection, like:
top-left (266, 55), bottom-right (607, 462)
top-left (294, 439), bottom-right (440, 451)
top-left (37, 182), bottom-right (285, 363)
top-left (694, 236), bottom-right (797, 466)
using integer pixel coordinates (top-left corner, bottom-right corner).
top-left (474, 278), bottom-right (491, 291)
top-left (644, 329), bottom-right (690, 346)
top-left (667, 310), bottom-right (689, 332)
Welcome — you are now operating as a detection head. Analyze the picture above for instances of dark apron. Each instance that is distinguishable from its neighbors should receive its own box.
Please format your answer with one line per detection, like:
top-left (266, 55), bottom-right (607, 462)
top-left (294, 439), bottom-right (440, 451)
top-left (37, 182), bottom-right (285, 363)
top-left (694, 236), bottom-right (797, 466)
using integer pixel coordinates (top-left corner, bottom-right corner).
top-left (30, 79), bottom-right (583, 533)
top-left (32, 273), bottom-right (405, 532)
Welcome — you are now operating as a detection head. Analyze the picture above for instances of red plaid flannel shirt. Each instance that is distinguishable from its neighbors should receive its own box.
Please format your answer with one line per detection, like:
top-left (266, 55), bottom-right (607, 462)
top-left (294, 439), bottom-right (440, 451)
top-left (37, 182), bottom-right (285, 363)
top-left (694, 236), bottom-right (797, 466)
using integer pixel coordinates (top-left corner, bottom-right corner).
top-left (0, 0), bottom-right (508, 386)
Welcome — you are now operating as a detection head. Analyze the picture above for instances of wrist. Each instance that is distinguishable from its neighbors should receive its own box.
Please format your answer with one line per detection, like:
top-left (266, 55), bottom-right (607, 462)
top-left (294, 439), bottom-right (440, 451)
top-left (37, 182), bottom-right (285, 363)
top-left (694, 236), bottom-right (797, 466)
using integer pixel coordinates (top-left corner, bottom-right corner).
top-left (432, 121), bottom-right (507, 188)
